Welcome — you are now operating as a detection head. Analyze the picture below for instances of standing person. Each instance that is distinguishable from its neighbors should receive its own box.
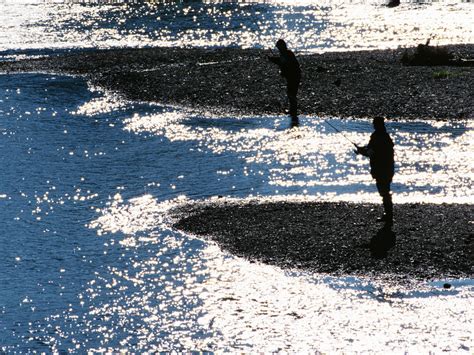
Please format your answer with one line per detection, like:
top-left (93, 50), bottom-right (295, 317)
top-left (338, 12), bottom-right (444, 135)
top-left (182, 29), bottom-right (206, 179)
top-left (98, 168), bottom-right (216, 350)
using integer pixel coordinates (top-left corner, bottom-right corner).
top-left (268, 39), bottom-right (301, 123)
top-left (355, 117), bottom-right (395, 224)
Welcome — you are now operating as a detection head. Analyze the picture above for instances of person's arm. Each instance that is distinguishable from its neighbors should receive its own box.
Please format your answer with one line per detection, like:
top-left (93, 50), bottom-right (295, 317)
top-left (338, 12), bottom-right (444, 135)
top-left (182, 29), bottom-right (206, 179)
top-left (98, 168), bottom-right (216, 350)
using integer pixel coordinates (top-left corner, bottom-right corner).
top-left (355, 145), bottom-right (370, 157)
top-left (355, 135), bottom-right (375, 157)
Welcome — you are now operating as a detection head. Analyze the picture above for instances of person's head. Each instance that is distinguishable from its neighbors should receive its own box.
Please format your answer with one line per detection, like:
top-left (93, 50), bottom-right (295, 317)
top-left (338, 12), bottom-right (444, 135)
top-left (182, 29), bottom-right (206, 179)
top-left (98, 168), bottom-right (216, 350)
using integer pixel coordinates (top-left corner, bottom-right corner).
top-left (373, 116), bottom-right (386, 131)
top-left (276, 39), bottom-right (287, 52)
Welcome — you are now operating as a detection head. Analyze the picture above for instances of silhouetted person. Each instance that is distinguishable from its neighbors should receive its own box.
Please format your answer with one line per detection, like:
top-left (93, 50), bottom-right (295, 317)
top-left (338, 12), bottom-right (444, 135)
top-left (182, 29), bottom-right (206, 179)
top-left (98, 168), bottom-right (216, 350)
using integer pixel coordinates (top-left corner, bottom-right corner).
top-left (355, 117), bottom-right (394, 224)
top-left (268, 39), bottom-right (301, 124)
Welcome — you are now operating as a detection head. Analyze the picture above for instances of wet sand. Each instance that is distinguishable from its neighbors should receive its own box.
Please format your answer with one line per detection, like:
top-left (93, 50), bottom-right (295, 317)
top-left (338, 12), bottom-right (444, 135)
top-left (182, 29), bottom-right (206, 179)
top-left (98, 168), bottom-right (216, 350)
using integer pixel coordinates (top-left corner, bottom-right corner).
top-left (1, 44), bottom-right (473, 120)
top-left (173, 201), bottom-right (473, 280)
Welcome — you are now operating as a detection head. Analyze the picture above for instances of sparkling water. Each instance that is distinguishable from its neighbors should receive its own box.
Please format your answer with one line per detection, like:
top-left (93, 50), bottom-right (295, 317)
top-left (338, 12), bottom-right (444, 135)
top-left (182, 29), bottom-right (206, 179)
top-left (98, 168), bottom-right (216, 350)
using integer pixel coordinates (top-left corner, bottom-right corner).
top-left (0, 1), bottom-right (473, 352)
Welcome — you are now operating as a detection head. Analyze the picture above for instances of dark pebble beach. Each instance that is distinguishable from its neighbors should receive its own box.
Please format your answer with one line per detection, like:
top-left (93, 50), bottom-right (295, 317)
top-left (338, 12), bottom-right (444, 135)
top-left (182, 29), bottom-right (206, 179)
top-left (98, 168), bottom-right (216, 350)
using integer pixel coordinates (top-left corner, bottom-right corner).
top-left (173, 201), bottom-right (473, 281)
top-left (1, 44), bottom-right (473, 120)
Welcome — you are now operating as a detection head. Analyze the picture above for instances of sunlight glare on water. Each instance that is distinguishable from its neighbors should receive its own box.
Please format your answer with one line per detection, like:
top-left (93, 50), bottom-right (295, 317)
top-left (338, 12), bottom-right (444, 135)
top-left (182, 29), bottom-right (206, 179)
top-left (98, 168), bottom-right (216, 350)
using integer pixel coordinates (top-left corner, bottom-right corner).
top-left (0, 74), bottom-right (472, 352)
top-left (78, 100), bottom-right (473, 351)
top-left (123, 109), bottom-right (474, 204)
top-left (85, 193), bottom-right (474, 352)
top-left (0, 1), bottom-right (473, 53)
top-left (1, 0), bottom-right (473, 346)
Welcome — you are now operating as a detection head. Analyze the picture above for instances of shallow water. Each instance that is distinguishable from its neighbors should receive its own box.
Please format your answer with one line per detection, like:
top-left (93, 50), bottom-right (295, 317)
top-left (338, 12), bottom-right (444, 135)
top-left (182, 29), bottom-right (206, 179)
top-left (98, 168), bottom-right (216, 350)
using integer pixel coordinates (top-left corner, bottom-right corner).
top-left (0, 73), bottom-right (472, 352)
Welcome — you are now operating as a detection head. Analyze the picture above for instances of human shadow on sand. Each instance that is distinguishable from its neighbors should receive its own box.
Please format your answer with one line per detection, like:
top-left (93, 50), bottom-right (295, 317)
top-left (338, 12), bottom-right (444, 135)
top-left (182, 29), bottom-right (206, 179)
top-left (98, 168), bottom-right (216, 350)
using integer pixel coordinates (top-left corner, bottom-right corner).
top-left (369, 223), bottom-right (396, 259)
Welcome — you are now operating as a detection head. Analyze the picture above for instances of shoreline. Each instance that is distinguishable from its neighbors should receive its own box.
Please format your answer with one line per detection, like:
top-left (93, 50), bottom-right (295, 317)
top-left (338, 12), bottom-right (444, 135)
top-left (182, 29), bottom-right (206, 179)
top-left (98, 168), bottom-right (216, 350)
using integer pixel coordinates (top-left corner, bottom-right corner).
top-left (1, 44), bottom-right (473, 120)
top-left (173, 200), bottom-right (473, 281)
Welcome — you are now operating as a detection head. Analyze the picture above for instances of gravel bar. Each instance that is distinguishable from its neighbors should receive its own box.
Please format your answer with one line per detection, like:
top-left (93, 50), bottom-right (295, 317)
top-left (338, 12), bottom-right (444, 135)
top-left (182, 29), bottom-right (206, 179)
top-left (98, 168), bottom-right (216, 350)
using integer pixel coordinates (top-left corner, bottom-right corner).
top-left (173, 201), bottom-right (473, 280)
top-left (1, 44), bottom-right (473, 120)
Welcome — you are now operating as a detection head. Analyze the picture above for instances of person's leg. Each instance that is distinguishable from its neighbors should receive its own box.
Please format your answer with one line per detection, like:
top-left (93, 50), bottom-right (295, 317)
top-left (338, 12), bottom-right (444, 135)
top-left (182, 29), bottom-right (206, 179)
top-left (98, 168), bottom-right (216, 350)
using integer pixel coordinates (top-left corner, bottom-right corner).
top-left (376, 180), bottom-right (393, 222)
top-left (382, 191), bottom-right (393, 221)
top-left (287, 80), bottom-right (299, 118)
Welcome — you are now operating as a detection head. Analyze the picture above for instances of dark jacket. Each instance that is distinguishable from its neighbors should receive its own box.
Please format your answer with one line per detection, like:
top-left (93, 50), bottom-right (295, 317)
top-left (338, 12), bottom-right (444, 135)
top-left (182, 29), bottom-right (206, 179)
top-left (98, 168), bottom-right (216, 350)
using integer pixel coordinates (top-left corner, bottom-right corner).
top-left (364, 130), bottom-right (394, 181)
top-left (269, 50), bottom-right (301, 83)
top-left (367, 130), bottom-right (395, 181)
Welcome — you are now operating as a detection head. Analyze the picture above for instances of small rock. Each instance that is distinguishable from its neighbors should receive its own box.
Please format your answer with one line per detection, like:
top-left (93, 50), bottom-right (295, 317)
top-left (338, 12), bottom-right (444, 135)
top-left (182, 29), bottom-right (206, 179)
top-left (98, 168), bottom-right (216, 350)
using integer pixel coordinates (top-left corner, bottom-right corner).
top-left (443, 283), bottom-right (451, 289)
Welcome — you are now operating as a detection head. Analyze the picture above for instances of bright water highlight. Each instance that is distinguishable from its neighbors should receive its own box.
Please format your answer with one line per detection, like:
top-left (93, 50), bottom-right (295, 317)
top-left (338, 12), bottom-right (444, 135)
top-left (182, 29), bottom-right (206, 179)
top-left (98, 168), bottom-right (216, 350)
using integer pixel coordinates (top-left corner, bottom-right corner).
top-left (1, 0), bottom-right (473, 352)
top-left (0, 73), bottom-right (472, 352)
top-left (0, 1), bottom-right (473, 54)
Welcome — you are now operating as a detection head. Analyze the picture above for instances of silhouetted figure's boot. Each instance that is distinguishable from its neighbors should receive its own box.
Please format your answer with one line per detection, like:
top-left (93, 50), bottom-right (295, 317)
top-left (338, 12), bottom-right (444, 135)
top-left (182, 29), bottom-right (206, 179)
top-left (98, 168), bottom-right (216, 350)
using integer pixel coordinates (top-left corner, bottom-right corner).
top-left (290, 115), bottom-right (299, 128)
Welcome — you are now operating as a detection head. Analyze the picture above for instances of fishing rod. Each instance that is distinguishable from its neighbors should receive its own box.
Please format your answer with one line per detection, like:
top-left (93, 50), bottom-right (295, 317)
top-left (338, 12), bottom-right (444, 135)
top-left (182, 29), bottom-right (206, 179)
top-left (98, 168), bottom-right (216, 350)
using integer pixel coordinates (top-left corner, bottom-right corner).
top-left (322, 118), bottom-right (359, 148)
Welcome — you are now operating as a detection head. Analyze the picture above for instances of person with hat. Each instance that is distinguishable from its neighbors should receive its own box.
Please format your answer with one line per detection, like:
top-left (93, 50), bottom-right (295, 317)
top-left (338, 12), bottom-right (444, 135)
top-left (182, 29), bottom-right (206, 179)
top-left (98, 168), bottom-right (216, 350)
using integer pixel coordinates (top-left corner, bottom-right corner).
top-left (355, 117), bottom-right (395, 224)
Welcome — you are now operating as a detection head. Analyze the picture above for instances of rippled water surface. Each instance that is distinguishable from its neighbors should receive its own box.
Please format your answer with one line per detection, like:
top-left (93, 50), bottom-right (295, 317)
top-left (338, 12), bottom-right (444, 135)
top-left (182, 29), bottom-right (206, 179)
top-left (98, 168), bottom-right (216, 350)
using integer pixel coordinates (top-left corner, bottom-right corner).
top-left (1, 1), bottom-right (473, 352)
top-left (0, 73), bottom-right (472, 352)
top-left (0, 0), bottom-right (473, 54)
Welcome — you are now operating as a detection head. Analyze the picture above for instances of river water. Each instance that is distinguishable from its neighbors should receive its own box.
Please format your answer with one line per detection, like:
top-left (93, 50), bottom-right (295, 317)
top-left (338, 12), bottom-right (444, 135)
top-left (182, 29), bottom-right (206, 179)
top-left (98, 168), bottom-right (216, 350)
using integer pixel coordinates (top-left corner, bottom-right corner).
top-left (0, 1), bottom-right (473, 352)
